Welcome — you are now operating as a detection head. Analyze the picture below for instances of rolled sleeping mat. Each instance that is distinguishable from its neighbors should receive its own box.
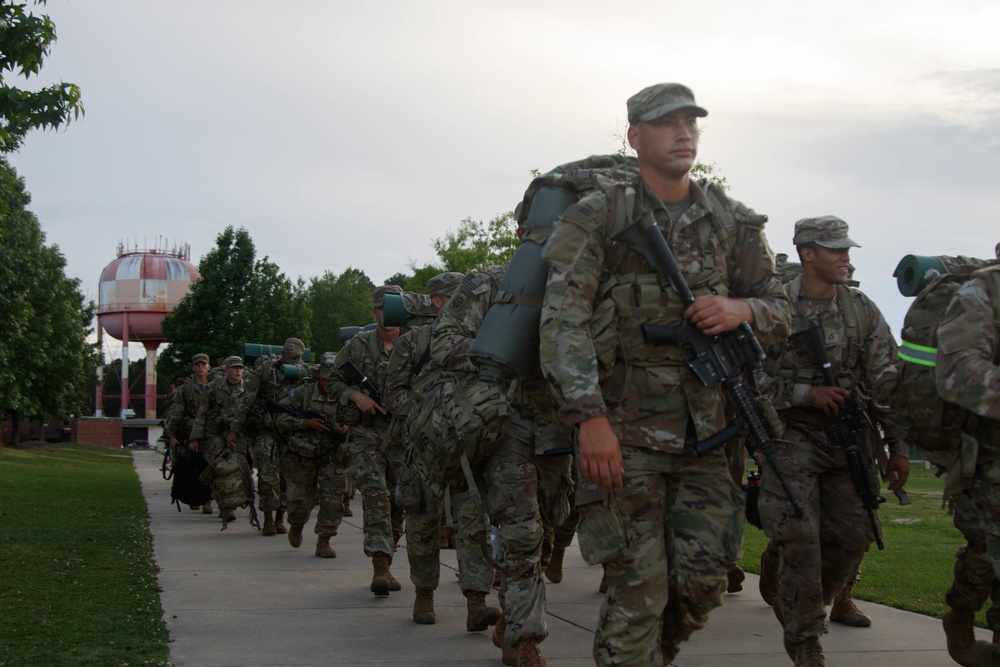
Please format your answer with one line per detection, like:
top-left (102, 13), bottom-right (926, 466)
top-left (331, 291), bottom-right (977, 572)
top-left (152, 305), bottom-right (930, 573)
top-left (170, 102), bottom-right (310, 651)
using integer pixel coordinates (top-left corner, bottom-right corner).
top-left (893, 255), bottom-right (994, 297)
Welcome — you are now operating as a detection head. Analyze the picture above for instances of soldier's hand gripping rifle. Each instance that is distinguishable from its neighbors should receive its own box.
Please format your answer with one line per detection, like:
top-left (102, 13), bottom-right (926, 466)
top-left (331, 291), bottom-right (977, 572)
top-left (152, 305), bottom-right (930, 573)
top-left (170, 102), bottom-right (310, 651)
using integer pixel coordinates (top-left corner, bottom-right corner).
top-left (791, 326), bottom-right (885, 549)
top-left (265, 399), bottom-right (345, 445)
top-left (337, 359), bottom-right (391, 422)
top-left (611, 213), bottom-right (804, 518)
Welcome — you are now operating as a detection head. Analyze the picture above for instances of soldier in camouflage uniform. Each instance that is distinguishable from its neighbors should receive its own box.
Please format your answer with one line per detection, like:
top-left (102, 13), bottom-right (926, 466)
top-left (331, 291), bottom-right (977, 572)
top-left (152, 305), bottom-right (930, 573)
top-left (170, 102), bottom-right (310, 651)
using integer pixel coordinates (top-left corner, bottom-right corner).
top-left (384, 272), bottom-right (503, 631)
top-left (273, 352), bottom-right (350, 558)
top-left (330, 284), bottom-right (404, 596)
top-left (165, 353), bottom-right (213, 511)
top-left (228, 338), bottom-right (307, 536)
top-left (539, 83), bottom-right (792, 666)
top-left (756, 217), bottom-right (908, 666)
top-left (936, 263), bottom-right (1000, 666)
top-left (190, 355), bottom-right (248, 523)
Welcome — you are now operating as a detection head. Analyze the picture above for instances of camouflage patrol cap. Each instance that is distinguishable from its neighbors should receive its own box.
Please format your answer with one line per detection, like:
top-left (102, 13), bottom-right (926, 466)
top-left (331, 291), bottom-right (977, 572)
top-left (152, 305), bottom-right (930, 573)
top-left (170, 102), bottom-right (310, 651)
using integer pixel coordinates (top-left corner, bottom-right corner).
top-left (427, 272), bottom-right (464, 298)
top-left (224, 355), bottom-right (244, 368)
top-left (792, 216), bottom-right (860, 249)
top-left (318, 351), bottom-right (338, 380)
top-left (191, 353), bottom-right (209, 365)
top-left (627, 83), bottom-right (708, 124)
top-left (372, 284), bottom-right (403, 307)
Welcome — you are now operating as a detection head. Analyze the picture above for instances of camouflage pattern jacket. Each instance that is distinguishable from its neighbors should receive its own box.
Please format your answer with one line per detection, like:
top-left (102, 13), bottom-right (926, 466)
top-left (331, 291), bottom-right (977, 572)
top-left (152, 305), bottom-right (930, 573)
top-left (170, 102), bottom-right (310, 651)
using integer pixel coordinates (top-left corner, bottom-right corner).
top-left (231, 357), bottom-right (286, 437)
top-left (190, 376), bottom-right (246, 441)
top-left (936, 265), bottom-right (1000, 459)
top-left (329, 328), bottom-right (393, 427)
top-left (274, 379), bottom-right (343, 459)
top-left (540, 176), bottom-right (791, 453)
top-left (165, 376), bottom-right (211, 442)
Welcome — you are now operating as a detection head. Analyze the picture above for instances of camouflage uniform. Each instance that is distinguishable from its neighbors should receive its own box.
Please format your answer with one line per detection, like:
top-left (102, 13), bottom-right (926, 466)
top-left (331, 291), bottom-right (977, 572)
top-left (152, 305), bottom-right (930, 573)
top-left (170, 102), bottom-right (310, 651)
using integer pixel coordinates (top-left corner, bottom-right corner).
top-left (756, 218), bottom-right (902, 653)
top-left (936, 265), bottom-right (1000, 662)
top-left (274, 356), bottom-right (349, 550)
top-left (165, 372), bottom-right (212, 458)
top-left (190, 367), bottom-right (247, 464)
top-left (540, 85), bottom-right (790, 667)
top-left (329, 286), bottom-right (404, 563)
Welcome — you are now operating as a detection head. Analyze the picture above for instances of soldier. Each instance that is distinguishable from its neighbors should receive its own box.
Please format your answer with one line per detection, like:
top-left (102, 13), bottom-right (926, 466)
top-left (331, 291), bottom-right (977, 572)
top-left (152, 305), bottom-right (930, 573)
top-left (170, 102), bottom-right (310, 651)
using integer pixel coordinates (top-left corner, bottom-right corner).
top-left (165, 353), bottom-right (213, 511)
top-left (755, 216), bottom-right (908, 666)
top-left (273, 352), bottom-right (350, 558)
top-left (329, 284), bottom-right (404, 596)
top-left (384, 272), bottom-right (502, 631)
top-left (228, 338), bottom-right (307, 536)
top-left (936, 263), bottom-right (1000, 666)
top-left (189, 355), bottom-right (248, 523)
top-left (539, 83), bottom-right (791, 666)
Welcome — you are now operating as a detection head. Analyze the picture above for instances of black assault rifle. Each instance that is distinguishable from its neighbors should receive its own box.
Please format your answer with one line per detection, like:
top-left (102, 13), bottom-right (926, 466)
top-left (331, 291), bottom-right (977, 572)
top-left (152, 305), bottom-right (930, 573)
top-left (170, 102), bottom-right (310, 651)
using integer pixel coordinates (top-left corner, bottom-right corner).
top-left (265, 399), bottom-right (345, 445)
top-left (791, 326), bottom-right (885, 549)
top-left (612, 213), bottom-right (804, 518)
top-left (337, 359), bottom-right (391, 422)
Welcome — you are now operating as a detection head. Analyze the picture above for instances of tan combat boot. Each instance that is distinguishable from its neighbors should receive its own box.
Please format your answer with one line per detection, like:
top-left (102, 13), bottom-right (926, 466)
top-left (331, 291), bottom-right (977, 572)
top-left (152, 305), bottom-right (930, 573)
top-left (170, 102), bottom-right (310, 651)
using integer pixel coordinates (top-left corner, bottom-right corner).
top-left (274, 510), bottom-right (288, 534)
top-left (829, 584), bottom-right (871, 627)
top-left (386, 554), bottom-right (401, 592)
top-left (971, 639), bottom-right (1000, 666)
top-left (514, 638), bottom-right (546, 667)
top-left (371, 554), bottom-right (392, 597)
top-left (727, 564), bottom-right (745, 593)
top-left (759, 544), bottom-right (779, 607)
top-left (288, 523), bottom-right (305, 548)
top-left (261, 511), bottom-right (276, 536)
top-left (545, 547), bottom-right (565, 584)
top-left (466, 590), bottom-right (501, 631)
top-left (942, 608), bottom-right (977, 666)
top-left (793, 637), bottom-right (825, 667)
top-left (202, 500), bottom-right (213, 514)
top-left (315, 536), bottom-right (336, 558)
top-left (492, 615), bottom-right (517, 666)
top-left (412, 588), bottom-right (436, 624)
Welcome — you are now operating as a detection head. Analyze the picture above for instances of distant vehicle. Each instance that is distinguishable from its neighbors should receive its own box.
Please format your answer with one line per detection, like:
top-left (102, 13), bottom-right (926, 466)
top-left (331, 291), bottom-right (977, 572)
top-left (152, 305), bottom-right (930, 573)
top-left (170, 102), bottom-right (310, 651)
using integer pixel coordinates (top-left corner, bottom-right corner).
top-left (125, 440), bottom-right (150, 449)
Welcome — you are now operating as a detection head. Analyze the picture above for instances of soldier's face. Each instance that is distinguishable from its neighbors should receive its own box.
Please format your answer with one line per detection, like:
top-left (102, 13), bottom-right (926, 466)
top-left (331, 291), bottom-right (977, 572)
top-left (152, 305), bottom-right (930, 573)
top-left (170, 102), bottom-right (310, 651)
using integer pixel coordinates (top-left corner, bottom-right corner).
top-left (192, 361), bottom-right (209, 378)
top-left (627, 109), bottom-right (700, 179)
top-left (226, 366), bottom-right (244, 382)
top-left (806, 246), bottom-right (852, 285)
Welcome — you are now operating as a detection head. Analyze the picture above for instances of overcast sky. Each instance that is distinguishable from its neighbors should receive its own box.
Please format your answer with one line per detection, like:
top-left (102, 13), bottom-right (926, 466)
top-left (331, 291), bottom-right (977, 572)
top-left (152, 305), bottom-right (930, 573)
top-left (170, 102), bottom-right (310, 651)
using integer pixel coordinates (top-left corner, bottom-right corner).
top-left (9, 0), bottom-right (1000, 361)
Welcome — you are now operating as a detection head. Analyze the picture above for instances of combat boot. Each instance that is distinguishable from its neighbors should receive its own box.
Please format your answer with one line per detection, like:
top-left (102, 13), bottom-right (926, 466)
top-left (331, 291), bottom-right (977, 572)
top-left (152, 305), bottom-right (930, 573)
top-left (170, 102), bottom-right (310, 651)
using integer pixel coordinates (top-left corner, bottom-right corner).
top-left (274, 511), bottom-right (288, 534)
top-left (466, 590), bottom-right (501, 631)
top-left (202, 500), bottom-right (214, 514)
top-left (545, 547), bottom-right (565, 584)
top-left (288, 523), bottom-right (305, 548)
top-left (942, 608), bottom-right (977, 666)
top-left (315, 536), bottom-right (336, 558)
top-left (514, 638), bottom-right (546, 667)
top-left (412, 588), bottom-right (436, 624)
top-left (793, 637), bottom-right (825, 667)
top-left (759, 544), bottom-right (779, 606)
top-left (222, 508), bottom-right (237, 522)
top-left (727, 564), bottom-right (745, 593)
top-left (261, 511), bottom-right (276, 536)
top-left (386, 554), bottom-right (402, 591)
top-left (371, 554), bottom-right (392, 597)
top-left (972, 639), bottom-right (1000, 666)
top-left (492, 615), bottom-right (517, 666)
top-left (829, 584), bottom-right (871, 627)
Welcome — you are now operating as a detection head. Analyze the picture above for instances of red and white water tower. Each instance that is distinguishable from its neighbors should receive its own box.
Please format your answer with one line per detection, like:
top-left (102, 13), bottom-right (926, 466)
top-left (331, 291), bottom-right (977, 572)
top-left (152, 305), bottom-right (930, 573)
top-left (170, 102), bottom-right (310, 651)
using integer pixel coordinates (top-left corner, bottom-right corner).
top-left (96, 240), bottom-right (200, 418)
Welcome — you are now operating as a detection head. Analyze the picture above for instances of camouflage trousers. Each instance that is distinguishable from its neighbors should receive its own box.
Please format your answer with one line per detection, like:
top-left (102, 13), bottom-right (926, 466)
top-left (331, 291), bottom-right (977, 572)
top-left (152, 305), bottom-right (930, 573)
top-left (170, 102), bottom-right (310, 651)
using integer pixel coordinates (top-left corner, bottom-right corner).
top-left (577, 443), bottom-right (741, 667)
top-left (405, 481), bottom-right (495, 593)
top-left (472, 408), bottom-right (548, 647)
top-left (552, 460), bottom-right (580, 552)
top-left (349, 425), bottom-right (405, 557)
top-left (280, 449), bottom-right (348, 538)
top-left (758, 425), bottom-right (876, 642)
top-left (970, 460), bottom-right (1000, 626)
top-left (248, 430), bottom-right (284, 513)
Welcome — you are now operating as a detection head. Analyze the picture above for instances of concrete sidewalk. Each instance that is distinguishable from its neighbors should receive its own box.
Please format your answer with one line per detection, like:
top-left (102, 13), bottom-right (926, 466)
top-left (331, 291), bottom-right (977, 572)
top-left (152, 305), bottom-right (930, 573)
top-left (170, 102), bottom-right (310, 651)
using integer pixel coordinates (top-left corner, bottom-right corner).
top-left (134, 450), bottom-right (981, 666)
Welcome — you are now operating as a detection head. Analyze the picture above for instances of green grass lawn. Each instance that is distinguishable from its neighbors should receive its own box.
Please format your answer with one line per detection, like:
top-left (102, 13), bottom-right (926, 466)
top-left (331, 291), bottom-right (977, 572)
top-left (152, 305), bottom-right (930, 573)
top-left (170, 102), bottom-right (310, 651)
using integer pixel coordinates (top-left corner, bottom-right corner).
top-left (738, 462), bottom-right (987, 626)
top-left (0, 442), bottom-right (169, 667)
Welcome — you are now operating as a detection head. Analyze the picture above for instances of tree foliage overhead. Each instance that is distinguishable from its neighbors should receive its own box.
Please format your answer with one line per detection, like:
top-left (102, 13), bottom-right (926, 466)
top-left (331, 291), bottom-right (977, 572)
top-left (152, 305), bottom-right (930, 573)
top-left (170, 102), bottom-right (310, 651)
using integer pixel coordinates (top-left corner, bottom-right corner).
top-left (159, 226), bottom-right (310, 384)
top-left (0, 0), bottom-right (84, 153)
top-left (0, 157), bottom-right (99, 441)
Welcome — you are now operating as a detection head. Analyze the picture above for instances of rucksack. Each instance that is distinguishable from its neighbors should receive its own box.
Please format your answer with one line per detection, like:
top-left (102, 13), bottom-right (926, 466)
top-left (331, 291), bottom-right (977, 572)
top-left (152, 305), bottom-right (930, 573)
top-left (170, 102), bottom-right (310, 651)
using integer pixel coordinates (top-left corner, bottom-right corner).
top-left (891, 261), bottom-right (997, 473)
top-left (170, 451), bottom-right (211, 510)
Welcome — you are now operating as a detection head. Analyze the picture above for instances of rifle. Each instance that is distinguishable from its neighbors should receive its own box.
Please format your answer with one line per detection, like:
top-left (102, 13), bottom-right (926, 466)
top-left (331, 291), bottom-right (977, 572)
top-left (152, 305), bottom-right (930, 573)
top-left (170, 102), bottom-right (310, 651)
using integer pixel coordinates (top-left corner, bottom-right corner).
top-left (791, 325), bottom-right (885, 549)
top-left (338, 359), bottom-right (391, 421)
top-left (611, 213), bottom-right (804, 518)
top-left (265, 399), bottom-right (345, 445)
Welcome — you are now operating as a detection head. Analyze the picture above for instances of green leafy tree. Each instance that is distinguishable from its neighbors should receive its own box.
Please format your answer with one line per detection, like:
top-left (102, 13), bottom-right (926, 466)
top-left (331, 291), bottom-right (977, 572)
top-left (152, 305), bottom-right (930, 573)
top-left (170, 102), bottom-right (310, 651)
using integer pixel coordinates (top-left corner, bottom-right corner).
top-left (306, 267), bottom-right (375, 356)
top-left (431, 211), bottom-right (518, 274)
top-left (159, 226), bottom-right (310, 384)
top-left (0, 0), bottom-right (84, 153)
top-left (0, 158), bottom-right (99, 443)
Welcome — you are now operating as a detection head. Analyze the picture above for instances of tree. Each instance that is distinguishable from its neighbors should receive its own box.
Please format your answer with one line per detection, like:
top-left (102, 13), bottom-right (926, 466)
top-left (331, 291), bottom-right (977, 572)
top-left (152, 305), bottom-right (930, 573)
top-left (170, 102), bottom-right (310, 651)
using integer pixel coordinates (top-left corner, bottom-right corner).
top-left (159, 226), bottom-right (310, 384)
top-left (0, 0), bottom-right (84, 153)
top-left (306, 267), bottom-right (375, 357)
top-left (0, 157), bottom-right (99, 443)
top-left (431, 211), bottom-right (518, 274)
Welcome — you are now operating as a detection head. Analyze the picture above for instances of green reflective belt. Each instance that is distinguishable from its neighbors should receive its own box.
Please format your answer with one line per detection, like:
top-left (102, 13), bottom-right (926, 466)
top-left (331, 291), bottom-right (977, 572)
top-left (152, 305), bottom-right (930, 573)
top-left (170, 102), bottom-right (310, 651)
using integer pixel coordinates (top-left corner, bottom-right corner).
top-left (899, 340), bottom-right (937, 367)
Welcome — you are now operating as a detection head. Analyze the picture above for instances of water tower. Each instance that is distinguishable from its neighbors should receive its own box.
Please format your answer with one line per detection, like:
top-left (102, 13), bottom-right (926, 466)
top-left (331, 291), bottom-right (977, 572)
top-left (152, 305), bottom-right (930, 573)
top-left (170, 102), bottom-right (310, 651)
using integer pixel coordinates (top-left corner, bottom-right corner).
top-left (96, 239), bottom-right (200, 419)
